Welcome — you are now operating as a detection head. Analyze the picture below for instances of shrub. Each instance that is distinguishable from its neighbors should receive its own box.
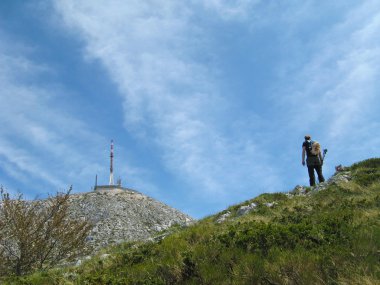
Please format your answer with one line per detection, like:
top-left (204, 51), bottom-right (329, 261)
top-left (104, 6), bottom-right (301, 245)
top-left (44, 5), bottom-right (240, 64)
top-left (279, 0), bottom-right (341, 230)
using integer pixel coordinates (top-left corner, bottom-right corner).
top-left (0, 187), bottom-right (92, 276)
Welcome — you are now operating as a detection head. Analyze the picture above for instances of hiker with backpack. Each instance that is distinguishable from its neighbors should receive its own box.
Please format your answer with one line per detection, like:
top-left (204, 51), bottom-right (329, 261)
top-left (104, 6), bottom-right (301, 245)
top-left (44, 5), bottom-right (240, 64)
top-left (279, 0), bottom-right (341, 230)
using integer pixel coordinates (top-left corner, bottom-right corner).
top-left (302, 135), bottom-right (325, 186)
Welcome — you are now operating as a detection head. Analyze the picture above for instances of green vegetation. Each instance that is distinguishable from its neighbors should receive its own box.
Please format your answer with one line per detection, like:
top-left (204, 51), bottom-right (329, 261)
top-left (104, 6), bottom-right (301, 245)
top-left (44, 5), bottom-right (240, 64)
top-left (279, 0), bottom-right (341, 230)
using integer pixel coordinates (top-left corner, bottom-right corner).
top-left (0, 187), bottom-right (92, 277)
top-left (2, 158), bottom-right (380, 284)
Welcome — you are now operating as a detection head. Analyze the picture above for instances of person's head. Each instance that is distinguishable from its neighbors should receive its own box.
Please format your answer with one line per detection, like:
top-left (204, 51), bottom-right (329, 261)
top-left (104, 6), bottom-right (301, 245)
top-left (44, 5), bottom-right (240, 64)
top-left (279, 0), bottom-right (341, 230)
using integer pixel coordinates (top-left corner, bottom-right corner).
top-left (304, 135), bottom-right (311, 141)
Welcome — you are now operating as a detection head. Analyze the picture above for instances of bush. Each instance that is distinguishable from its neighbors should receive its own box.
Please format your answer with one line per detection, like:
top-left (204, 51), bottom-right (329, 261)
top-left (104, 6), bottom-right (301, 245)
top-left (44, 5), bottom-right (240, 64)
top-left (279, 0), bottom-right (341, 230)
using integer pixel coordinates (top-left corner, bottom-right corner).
top-left (0, 187), bottom-right (92, 276)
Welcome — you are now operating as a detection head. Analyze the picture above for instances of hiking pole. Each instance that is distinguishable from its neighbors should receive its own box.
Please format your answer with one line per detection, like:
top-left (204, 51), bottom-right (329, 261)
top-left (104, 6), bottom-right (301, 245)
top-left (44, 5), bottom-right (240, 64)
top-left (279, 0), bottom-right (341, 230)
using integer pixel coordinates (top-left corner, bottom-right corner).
top-left (322, 149), bottom-right (328, 160)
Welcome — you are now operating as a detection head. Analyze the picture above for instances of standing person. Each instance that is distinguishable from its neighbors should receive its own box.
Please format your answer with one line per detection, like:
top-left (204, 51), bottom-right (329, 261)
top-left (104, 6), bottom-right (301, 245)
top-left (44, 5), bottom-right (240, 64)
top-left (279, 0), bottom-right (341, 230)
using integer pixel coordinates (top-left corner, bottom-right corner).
top-left (302, 135), bottom-right (325, 186)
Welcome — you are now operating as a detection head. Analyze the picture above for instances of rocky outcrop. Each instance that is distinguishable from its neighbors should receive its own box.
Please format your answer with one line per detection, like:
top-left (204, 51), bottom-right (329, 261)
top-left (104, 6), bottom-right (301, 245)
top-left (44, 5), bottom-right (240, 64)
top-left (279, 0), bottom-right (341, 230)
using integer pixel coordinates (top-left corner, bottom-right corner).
top-left (290, 170), bottom-right (352, 195)
top-left (236, 202), bottom-right (258, 217)
top-left (66, 188), bottom-right (193, 250)
top-left (216, 211), bottom-right (231, 223)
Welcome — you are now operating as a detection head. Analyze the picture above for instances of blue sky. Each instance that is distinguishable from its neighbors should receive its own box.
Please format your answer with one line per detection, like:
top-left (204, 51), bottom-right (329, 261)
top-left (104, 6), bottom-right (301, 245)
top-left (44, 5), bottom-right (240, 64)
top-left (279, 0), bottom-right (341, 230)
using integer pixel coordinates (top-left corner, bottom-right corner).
top-left (0, 1), bottom-right (379, 218)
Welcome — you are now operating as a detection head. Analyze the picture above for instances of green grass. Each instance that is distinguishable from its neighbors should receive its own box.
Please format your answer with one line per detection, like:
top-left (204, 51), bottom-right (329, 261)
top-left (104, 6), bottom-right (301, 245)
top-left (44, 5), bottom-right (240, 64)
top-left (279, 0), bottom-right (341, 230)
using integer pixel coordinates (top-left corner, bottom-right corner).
top-left (3, 158), bottom-right (380, 284)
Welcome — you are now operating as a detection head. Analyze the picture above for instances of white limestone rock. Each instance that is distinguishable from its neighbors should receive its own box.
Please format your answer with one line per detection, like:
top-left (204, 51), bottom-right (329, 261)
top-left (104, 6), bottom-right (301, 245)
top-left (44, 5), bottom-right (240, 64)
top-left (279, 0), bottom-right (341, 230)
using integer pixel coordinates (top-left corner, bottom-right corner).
top-left (236, 202), bottom-right (257, 216)
top-left (216, 211), bottom-right (231, 223)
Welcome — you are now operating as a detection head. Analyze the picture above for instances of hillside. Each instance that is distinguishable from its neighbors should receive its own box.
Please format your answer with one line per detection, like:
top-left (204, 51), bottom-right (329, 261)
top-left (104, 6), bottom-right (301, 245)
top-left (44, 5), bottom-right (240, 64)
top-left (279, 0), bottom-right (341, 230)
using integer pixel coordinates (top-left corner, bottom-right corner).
top-left (5, 158), bottom-right (380, 284)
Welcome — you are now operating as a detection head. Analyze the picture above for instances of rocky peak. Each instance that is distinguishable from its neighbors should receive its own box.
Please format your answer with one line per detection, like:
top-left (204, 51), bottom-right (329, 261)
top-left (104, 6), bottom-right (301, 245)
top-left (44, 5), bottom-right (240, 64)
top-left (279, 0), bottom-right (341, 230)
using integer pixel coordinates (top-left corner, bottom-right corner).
top-left (67, 188), bottom-right (193, 250)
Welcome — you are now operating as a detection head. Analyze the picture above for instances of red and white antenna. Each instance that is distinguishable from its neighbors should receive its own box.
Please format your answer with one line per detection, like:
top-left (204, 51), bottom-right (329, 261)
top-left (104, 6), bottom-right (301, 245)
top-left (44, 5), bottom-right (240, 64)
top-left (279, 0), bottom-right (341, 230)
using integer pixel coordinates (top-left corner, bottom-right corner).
top-left (109, 140), bottom-right (114, 185)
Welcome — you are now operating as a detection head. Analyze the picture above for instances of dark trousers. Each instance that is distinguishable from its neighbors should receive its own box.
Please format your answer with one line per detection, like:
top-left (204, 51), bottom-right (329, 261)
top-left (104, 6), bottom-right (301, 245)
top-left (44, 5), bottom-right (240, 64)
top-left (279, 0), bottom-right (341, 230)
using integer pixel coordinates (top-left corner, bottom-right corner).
top-left (307, 165), bottom-right (325, 186)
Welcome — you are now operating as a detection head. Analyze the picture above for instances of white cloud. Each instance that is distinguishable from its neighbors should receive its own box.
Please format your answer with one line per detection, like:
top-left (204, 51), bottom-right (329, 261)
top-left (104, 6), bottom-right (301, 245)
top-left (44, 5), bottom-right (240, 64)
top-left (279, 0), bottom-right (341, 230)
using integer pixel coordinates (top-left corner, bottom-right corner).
top-left (0, 139), bottom-right (64, 188)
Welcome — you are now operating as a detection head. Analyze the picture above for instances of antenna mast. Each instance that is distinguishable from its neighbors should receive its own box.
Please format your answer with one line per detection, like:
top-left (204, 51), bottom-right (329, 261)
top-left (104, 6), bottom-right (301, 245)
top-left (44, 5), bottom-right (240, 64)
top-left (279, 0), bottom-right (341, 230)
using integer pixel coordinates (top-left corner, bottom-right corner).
top-left (109, 140), bottom-right (114, 185)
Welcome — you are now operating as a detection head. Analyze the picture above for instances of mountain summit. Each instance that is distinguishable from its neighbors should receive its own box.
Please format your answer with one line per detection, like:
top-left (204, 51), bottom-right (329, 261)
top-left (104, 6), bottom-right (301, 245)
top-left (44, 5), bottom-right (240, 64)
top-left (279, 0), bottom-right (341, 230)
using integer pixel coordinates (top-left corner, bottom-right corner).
top-left (67, 187), bottom-right (193, 250)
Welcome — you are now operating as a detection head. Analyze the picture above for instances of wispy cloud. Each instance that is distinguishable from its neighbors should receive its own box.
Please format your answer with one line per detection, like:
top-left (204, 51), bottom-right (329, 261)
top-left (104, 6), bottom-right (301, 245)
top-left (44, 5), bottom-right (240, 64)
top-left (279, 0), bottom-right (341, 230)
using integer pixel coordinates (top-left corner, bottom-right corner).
top-left (54, 0), bottom-right (282, 203)
top-left (0, 30), bottom-right (113, 195)
top-left (272, 0), bottom-right (380, 165)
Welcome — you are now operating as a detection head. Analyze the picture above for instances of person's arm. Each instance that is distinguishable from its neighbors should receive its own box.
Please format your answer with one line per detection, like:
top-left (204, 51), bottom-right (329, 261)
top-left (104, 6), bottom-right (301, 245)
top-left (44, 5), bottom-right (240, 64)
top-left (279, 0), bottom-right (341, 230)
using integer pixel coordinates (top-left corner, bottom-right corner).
top-left (319, 151), bottom-right (323, 165)
top-left (302, 146), bottom-right (306, 166)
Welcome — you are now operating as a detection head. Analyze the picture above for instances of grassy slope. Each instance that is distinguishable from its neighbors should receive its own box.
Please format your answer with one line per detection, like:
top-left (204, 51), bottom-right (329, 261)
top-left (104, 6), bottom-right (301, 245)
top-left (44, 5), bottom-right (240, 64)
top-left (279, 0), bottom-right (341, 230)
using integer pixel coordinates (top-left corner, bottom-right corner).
top-left (6, 158), bottom-right (380, 284)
